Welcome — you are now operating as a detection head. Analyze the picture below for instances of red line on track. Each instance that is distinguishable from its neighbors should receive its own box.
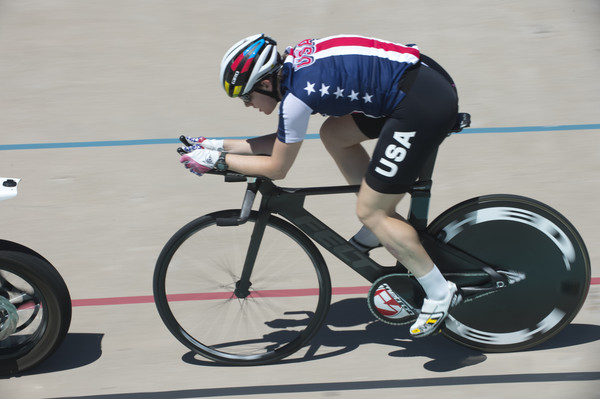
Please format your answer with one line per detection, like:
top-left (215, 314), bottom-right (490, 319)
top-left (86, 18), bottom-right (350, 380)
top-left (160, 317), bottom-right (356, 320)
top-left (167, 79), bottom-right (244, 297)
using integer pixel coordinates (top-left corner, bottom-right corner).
top-left (71, 280), bottom-right (598, 308)
top-left (71, 286), bottom-right (371, 307)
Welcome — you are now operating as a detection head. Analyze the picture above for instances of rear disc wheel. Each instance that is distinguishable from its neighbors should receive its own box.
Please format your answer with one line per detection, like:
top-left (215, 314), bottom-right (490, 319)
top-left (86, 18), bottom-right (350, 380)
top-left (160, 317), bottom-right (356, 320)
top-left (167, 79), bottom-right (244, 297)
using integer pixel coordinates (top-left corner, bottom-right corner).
top-left (427, 195), bottom-right (590, 352)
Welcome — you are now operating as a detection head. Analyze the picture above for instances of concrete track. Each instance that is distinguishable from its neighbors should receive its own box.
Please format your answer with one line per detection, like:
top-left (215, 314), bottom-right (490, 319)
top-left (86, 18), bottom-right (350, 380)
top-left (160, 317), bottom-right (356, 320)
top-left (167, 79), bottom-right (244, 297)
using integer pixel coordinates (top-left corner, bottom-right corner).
top-left (1, 1), bottom-right (598, 398)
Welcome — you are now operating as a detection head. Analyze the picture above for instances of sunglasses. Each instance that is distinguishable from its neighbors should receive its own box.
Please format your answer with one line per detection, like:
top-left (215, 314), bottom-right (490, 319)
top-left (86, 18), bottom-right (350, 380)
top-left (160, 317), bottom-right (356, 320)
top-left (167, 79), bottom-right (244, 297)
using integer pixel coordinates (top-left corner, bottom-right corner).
top-left (239, 92), bottom-right (252, 103)
top-left (239, 87), bottom-right (274, 104)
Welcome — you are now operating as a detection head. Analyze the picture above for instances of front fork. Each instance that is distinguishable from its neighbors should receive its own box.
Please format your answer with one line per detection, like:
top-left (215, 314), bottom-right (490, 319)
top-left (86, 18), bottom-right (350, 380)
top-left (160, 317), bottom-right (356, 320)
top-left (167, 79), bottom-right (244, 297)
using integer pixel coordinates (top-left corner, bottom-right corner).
top-left (234, 208), bottom-right (271, 299)
top-left (216, 178), bottom-right (267, 299)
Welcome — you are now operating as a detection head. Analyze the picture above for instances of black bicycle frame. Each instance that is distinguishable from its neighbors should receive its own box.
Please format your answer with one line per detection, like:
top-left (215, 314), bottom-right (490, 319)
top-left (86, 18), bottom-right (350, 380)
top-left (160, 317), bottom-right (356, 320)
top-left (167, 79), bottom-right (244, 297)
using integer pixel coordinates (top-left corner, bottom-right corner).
top-left (215, 143), bottom-right (509, 298)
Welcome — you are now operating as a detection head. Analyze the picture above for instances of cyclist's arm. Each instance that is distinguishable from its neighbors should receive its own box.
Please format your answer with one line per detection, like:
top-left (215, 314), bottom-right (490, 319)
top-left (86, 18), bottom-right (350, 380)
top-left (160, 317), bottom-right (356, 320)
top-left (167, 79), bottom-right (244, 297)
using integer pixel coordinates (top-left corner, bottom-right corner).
top-left (223, 133), bottom-right (278, 155)
top-left (223, 92), bottom-right (311, 179)
top-left (224, 139), bottom-right (302, 180)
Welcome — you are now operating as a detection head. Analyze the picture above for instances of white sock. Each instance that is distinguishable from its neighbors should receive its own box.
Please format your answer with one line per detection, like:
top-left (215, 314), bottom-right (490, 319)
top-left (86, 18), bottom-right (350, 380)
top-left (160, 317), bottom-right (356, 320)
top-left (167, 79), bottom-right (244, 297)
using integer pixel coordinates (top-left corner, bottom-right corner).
top-left (351, 225), bottom-right (380, 248)
top-left (416, 266), bottom-right (449, 301)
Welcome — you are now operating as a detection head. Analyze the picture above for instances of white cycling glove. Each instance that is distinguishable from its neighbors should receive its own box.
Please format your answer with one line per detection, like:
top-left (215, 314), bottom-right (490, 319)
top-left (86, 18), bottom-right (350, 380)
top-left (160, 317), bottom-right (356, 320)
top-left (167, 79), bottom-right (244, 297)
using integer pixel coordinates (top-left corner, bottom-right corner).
top-left (180, 148), bottom-right (220, 176)
top-left (180, 136), bottom-right (225, 153)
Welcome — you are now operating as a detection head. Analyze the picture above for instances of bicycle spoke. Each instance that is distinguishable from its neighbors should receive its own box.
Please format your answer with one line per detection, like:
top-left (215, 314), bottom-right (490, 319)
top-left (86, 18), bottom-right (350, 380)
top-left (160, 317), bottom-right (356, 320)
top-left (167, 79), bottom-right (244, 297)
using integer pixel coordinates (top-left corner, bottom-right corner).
top-left (154, 211), bottom-right (331, 365)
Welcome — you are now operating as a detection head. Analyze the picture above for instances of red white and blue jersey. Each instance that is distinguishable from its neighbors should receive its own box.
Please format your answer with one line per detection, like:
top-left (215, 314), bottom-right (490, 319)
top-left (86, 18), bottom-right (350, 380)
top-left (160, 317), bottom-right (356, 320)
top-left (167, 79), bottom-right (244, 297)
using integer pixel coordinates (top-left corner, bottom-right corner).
top-left (277, 35), bottom-right (421, 143)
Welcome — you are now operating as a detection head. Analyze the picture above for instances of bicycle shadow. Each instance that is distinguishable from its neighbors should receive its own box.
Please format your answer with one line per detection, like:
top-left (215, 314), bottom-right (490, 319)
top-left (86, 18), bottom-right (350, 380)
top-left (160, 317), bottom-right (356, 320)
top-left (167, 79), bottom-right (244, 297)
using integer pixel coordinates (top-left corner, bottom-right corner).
top-left (0, 333), bottom-right (104, 378)
top-left (301, 298), bottom-right (487, 372)
top-left (182, 297), bottom-right (600, 371)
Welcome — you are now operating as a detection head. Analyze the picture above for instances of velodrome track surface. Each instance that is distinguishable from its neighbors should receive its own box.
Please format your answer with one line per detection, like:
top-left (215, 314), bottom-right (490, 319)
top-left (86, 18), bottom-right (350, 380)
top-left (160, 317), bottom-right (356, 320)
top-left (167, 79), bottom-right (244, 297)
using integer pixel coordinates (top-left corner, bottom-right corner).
top-left (1, 1), bottom-right (599, 398)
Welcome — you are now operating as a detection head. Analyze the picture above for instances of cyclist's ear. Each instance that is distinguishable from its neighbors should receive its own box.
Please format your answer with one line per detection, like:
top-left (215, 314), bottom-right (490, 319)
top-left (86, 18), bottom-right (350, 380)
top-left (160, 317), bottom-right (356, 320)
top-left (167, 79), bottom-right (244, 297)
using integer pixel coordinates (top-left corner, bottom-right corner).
top-left (258, 79), bottom-right (272, 90)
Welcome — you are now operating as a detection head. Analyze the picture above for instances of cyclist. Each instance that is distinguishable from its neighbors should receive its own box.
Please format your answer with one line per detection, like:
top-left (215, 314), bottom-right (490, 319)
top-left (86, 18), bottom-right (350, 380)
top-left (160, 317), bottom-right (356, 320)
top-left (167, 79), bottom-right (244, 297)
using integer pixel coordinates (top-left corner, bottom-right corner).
top-left (179, 34), bottom-right (461, 337)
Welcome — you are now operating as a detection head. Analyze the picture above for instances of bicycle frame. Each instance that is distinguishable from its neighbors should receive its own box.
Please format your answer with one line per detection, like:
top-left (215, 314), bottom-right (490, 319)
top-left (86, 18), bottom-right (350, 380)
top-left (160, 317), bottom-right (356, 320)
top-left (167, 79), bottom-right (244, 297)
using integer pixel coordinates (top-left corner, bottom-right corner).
top-left (214, 146), bottom-right (509, 297)
top-left (155, 112), bottom-right (589, 360)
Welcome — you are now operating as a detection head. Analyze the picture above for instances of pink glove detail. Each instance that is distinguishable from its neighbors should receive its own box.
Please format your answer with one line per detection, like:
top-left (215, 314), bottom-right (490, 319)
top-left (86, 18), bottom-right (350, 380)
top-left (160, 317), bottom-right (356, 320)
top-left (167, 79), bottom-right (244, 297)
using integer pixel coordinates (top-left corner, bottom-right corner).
top-left (180, 148), bottom-right (220, 176)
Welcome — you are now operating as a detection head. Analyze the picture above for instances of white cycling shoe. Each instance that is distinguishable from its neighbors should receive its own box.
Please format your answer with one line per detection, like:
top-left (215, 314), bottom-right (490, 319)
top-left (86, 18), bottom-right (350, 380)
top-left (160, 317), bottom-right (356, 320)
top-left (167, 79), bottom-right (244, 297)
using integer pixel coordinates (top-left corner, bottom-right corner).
top-left (410, 281), bottom-right (461, 338)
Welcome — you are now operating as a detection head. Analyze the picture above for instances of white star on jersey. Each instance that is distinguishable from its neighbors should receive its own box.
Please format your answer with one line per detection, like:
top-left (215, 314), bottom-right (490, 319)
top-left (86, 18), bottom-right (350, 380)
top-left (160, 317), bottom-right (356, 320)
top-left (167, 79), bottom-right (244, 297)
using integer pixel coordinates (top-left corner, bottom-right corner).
top-left (348, 90), bottom-right (359, 101)
top-left (304, 81), bottom-right (315, 95)
top-left (304, 82), bottom-right (373, 103)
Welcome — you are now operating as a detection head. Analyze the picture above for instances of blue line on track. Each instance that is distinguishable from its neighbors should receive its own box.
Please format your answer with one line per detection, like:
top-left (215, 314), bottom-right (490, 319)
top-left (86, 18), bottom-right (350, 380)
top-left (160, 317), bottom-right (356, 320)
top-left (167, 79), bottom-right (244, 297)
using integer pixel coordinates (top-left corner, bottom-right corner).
top-left (1, 123), bottom-right (598, 151)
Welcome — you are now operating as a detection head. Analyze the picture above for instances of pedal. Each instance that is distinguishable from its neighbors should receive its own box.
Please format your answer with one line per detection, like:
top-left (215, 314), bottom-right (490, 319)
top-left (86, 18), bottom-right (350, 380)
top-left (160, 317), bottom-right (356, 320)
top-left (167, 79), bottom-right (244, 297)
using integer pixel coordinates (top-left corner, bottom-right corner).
top-left (367, 274), bottom-right (425, 325)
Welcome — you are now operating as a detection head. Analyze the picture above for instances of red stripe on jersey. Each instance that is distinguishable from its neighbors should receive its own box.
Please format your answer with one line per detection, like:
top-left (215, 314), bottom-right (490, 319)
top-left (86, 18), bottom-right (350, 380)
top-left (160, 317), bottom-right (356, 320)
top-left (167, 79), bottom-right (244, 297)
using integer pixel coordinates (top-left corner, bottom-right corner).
top-left (316, 36), bottom-right (419, 58)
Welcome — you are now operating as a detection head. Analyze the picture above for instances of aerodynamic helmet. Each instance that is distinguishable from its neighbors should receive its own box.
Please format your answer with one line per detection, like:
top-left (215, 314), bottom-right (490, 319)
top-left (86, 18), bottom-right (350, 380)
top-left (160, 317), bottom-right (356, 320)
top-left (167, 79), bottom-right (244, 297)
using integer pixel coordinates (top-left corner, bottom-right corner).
top-left (220, 34), bottom-right (282, 98)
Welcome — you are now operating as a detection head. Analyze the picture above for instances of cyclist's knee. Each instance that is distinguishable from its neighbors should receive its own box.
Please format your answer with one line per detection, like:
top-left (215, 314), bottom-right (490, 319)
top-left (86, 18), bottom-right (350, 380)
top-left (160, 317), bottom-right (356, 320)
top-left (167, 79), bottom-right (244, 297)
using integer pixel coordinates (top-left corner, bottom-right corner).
top-left (355, 201), bottom-right (383, 230)
top-left (319, 117), bottom-right (344, 149)
top-left (356, 185), bottom-right (404, 230)
top-left (320, 115), bottom-right (365, 151)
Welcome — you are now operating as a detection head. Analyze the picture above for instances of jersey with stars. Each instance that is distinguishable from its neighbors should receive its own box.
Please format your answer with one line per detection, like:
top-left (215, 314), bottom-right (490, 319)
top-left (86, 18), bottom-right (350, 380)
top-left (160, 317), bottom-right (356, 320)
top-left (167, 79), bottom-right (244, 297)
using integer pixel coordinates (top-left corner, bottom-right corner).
top-left (277, 35), bottom-right (420, 143)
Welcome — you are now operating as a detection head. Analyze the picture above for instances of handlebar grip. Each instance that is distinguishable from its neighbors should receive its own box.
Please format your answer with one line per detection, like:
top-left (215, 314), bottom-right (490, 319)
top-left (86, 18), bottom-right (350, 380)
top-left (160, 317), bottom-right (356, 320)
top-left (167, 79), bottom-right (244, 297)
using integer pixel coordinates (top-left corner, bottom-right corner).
top-left (179, 135), bottom-right (192, 146)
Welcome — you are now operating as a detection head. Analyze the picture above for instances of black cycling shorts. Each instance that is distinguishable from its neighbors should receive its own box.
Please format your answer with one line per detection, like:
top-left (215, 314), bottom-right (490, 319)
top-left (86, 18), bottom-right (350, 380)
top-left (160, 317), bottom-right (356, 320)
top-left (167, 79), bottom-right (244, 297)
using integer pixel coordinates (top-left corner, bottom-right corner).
top-left (352, 62), bottom-right (459, 194)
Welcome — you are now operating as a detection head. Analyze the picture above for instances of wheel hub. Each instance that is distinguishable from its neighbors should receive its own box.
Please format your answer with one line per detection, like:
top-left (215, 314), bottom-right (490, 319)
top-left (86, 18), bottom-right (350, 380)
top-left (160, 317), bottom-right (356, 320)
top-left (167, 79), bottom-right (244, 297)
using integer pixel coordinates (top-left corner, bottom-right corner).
top-left (234, 280), bottom-right (252, 298)
top-left (0, 295), bottom-right (18, 340)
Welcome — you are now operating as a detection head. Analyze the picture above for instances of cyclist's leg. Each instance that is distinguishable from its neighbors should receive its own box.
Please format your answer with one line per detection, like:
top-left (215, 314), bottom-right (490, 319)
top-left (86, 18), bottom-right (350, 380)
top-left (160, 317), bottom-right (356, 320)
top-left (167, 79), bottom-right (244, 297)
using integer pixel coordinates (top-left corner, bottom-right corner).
top-left (357, 181), bottom-right (460, 338)
top-left (319, 114), bottom-right (373, 185)
top-left (356, 185), bottom-right (433, 277)
top-left (360, 64), bottom-right (460, 336)
top-left (321, 114), bottom-right (392, 250)
top-left (359, 71), bottom-right (455, 275)
top-left (359, 160), bottom-right (460, 337)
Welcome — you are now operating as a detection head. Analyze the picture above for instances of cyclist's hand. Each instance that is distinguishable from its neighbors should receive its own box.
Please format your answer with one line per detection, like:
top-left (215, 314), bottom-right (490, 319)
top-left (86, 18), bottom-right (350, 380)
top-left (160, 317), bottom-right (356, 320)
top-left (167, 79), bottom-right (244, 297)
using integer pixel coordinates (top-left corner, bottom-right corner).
top-left (179, 136), bottom-right (224, 153)
top-left (180, 148), bottom-right (220, 176)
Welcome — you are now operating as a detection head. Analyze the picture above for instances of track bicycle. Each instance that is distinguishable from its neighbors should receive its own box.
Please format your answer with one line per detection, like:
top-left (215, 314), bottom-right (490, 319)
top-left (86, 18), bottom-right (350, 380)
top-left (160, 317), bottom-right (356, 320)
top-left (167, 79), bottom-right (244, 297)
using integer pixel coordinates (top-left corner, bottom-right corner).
top-left (153, 113), bottom-right (590, 365)
top-left (0, 177), bottom-right (72, 375)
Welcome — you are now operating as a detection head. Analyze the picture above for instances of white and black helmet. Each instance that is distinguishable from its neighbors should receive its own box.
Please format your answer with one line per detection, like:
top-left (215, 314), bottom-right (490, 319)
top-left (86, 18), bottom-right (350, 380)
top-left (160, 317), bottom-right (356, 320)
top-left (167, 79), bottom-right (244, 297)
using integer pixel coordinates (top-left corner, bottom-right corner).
top-left (220, 34), bottom-right (282, 99)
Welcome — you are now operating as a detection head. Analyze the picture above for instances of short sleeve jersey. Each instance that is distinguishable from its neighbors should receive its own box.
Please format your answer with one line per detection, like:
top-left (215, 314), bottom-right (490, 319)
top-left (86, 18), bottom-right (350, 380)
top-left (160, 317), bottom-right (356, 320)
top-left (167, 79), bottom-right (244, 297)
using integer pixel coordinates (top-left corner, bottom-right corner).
top-left (277, 35), bottom-right (421, 143)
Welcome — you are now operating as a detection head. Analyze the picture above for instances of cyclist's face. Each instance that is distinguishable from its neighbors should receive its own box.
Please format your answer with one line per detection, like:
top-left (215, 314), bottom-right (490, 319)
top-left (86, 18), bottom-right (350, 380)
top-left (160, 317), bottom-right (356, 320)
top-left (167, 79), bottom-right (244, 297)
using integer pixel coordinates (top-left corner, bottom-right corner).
top-left (241, 80), bottom-right (278, 115)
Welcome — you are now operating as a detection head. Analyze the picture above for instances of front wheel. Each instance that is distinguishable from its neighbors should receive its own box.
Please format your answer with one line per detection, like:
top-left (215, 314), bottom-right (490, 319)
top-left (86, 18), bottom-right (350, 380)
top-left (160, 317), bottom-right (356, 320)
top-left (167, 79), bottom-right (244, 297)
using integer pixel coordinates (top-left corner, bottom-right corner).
top-left (0, 250), bottom-right (72, 375)
top-left (153, 210), bottom-right (332, 365)
top-left (427, 195), bottom-right (590, 352)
